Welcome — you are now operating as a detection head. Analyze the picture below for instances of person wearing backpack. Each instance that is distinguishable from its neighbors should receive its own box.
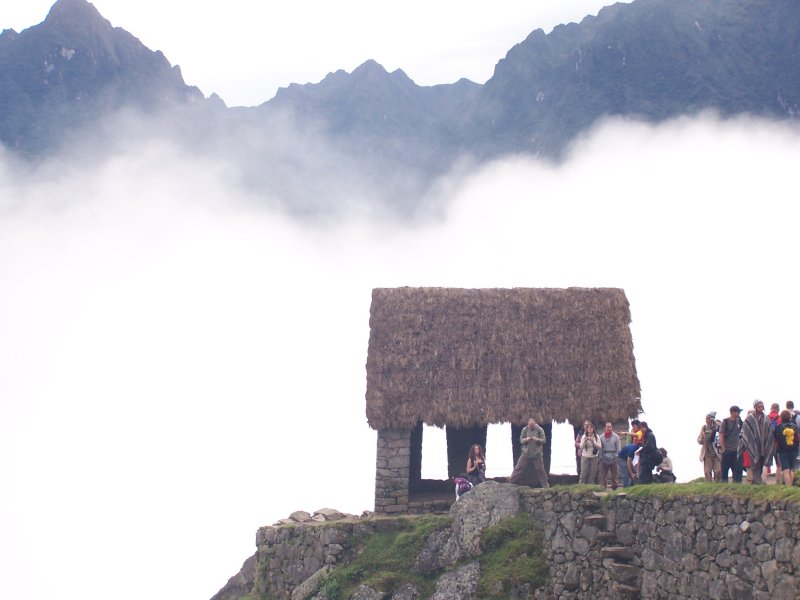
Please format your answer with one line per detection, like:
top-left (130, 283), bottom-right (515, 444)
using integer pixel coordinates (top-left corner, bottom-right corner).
top-left (774, 410), bottom-right (798, 486)
top-left (453, 476), bottom-right (473, 500)
top-left (788, 401), bottom-right (800, 469)
top-left (637, 422), bottom-right (661, 484)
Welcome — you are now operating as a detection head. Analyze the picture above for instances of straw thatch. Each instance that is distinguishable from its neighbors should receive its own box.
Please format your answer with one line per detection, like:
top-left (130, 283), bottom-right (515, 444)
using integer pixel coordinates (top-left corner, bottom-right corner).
top-left (365, 287), bottom-right (641, 430)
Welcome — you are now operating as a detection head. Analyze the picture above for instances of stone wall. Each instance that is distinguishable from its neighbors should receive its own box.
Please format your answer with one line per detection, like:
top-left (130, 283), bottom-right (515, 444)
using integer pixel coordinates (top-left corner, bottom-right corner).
top-left (212, 516), bottom-right (415, 600)
top-left (212, 485), bottom-right (800, 600)
top-left (374, 429), bottom-right (410, 514)
top-left (522, 489), bottom-right (800, 600)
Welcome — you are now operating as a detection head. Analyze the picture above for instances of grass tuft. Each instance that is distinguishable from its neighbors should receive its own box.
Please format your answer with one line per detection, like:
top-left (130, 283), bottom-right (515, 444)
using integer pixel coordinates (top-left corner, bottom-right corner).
top-left (613, 480), bottom-right (800, 502)
top-left (478, 514), bottom-right (548, 598)
top-left (312, 514), bottom-right (451, 599)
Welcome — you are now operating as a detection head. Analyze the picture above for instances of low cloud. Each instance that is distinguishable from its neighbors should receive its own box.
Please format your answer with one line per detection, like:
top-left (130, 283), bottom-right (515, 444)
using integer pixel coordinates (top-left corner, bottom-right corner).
top-left (0, 113), bottom-right (798, 599)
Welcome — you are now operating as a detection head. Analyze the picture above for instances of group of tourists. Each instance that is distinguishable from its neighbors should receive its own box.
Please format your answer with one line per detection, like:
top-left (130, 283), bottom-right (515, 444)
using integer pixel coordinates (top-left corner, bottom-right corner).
top-left (574, 419), bottom-right (674, 488)
top-left (698, 400), bottom-right (799, 485)
top-left (455, 399), bottom-right (797, 500)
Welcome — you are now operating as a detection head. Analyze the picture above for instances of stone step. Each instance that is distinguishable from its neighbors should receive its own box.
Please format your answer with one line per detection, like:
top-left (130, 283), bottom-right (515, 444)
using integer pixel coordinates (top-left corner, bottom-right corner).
top-left (606, 561), bottom-right (641, 585)
top-left (612, 582), bottom-right (641, 599)
top-left (601, 546), bottom-right (638, 562)
top-left (583, 514), bottom-right (607, 528)
top-left (595, 531), bottom-right (618, 544)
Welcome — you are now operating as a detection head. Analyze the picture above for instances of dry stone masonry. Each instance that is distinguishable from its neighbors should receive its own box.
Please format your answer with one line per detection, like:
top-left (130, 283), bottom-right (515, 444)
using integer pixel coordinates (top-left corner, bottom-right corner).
top-left (212, 482), bottom-right (800, 600)
top-left (524, 488), bottom-right (800, 600)
top-left (374, 429), bottom-right (411, 514)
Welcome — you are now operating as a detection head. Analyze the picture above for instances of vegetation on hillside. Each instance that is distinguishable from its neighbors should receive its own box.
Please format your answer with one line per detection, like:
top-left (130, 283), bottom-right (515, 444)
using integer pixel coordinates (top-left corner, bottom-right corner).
top-left (312, 514), bottom-right (451, 599)
top-left (307, 512), bottom-right (548, 600)
top-left (478, 513), bottom-right (548, 598)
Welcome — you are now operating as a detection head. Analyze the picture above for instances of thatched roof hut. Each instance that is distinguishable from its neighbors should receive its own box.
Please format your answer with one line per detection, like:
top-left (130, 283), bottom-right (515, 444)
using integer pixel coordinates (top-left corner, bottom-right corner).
top-left (366, 287), bottom-right (641, 430)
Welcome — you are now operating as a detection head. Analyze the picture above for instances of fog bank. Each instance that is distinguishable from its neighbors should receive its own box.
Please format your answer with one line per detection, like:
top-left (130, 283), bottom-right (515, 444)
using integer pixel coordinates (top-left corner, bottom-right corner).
top-left (0, 114), bottom-right (798, 600)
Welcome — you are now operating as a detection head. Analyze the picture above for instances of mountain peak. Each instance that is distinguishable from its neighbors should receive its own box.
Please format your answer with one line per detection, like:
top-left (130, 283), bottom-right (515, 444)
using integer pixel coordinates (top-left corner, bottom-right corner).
top-left (352, 59), bottom-right (386, 75)
top-left (45, 0), bottom-right (110, 31)
top-left (350, 59), bottom-right (414, 87)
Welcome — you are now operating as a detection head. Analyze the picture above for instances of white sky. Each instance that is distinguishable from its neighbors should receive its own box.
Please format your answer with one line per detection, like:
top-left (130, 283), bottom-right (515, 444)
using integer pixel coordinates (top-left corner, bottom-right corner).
top-left (2, 2), bottom-right (799, 600)
top-left (4, 0), bottom-right (630, 106)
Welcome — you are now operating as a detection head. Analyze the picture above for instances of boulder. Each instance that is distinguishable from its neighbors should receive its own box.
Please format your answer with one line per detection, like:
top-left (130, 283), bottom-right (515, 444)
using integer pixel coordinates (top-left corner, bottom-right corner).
top-left (442, 481), bottom-right (521, 563)
top-left (290, 511), bottom-right (312, 523)
top-left (430, 561), bottom-right (480, 600)
top-left (313, 508), bottom-right (346, 522)
top-left (351, 584), bottom-right (383, 600)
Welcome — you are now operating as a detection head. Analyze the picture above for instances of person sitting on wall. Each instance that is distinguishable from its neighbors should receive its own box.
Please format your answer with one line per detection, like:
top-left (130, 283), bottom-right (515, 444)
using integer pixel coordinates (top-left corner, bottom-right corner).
top-left (466, 444), bottom-right (487, 486)
top-left (509, 417), bottom-right (550, 488)
top-left (655, 448), bottom-right (677, 483)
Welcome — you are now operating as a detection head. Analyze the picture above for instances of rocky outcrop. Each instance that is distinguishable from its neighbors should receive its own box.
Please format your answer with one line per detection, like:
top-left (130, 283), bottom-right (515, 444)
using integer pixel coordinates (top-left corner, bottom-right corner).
top-left (414, 481), bottom-right (519, 570)
top-left (212, 484), bottom-right (800, 600)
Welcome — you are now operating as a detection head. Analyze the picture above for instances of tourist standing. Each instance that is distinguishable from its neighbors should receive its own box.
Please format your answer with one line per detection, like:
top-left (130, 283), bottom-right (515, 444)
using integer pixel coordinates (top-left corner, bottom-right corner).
top-left (719, 406), bottom-right (743, 483)
top-left (578, 422), bottom-right (601, 484)
top-left (598, 422), bottom-right (621, 490)
top-left (773, 410), bottom-right (798, 486)
top-left (697, 412), bottom-right (721, 482)
top-left (637, 422), bottom-right (659, 484)
top-left (788, 401), bottom-right (800, 469)
top-left (509, 417), bottom-right (550, 488)
top-left (769, 403), bottom-right (782, 481)
top-left (739, 400), bottom-right (775, 485)
top-left (574, 420), bottom-right (588, 477)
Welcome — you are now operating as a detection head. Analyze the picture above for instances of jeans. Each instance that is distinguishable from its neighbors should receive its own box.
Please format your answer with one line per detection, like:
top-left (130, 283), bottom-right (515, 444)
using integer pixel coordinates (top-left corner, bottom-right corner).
top-left (619, 458), bottom-right (633, 487)
top-left (721, 450), bottom-right (743, 483)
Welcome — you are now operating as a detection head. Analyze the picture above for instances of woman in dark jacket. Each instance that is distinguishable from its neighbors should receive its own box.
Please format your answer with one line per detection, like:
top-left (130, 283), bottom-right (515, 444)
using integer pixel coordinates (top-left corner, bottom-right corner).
top-left (466, 444), bottom-right (487, 486)
top-left (638, 422), bottom-right (660, 484)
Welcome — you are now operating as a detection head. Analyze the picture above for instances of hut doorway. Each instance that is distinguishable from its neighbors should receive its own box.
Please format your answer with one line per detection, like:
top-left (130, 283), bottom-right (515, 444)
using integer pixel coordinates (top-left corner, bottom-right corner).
top-left (418, 423), bottom-right (518, 480)
top-left (445, 425), bottom-right (487, 478)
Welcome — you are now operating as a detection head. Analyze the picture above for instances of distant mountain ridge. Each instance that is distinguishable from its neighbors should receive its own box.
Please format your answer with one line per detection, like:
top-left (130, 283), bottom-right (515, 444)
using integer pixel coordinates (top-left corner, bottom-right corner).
top-left (2, 0), bottom-right (799, 208)
top-left (0, 0), bottom-right (202, 152)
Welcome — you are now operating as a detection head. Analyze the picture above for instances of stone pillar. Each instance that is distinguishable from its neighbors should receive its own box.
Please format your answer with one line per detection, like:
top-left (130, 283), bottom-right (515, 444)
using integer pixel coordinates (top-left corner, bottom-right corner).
top-left (374, 429), bottom-right (411, 514)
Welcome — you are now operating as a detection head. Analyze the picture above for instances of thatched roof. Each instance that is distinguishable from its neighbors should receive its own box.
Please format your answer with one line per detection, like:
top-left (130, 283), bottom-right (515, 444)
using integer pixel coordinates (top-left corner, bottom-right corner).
top-left (365, 287), bottom-right (641, 430)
